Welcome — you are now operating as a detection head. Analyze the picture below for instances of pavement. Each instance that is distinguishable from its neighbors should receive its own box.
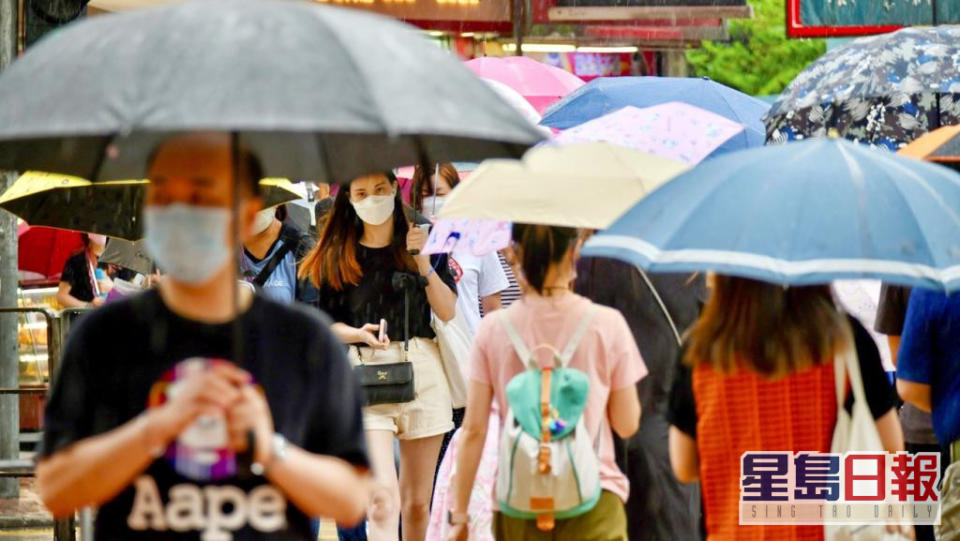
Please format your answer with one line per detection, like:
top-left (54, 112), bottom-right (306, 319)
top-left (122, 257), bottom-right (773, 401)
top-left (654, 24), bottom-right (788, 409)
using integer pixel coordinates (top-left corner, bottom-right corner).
top-left (0, 480), bottom-right (52, 531)
top-left (0, 479), bottom-right (53, 540)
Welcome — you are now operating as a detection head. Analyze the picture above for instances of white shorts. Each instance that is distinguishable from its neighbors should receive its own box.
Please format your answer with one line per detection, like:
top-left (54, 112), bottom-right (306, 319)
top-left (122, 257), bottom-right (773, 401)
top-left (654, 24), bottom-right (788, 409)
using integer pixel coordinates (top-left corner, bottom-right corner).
top-left (349, 338), bottom-right (454, 440)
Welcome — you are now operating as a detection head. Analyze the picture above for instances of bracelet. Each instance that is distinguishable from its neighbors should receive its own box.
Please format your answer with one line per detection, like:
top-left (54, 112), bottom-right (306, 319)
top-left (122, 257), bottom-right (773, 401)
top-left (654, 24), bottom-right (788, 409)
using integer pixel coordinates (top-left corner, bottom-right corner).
top-left (421, 266), bottom-right (436, 279)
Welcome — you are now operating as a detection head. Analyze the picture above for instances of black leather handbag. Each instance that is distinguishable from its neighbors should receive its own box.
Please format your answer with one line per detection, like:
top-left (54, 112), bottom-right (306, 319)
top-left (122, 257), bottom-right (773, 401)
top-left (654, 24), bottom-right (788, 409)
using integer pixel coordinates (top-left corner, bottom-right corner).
top-left (355, 361), bottom-right (415, 406)
top-left (353, 271), bottom-right (422, 407)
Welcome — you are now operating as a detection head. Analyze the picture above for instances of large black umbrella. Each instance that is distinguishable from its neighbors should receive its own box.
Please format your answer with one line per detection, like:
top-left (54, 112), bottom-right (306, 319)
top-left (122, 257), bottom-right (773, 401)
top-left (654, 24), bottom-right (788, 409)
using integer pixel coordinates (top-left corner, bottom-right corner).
top-left (0, 173), bottom-right (305, 239)
top-left (0, 0), bottom-right (542, 181)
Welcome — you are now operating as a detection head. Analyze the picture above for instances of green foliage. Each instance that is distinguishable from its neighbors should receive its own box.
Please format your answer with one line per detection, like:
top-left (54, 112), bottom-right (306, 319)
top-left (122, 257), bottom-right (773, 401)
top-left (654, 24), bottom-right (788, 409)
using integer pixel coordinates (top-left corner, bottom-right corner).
top-left (686, 0), bottom-right (826, 96)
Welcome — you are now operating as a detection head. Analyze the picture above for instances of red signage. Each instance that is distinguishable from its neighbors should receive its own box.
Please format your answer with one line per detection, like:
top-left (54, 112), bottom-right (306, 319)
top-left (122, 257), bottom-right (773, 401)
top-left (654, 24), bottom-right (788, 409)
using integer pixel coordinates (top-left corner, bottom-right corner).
top-left (313, 0), bottom-right (511, 23)
top-left (784, 0), bottom-right (959, 38)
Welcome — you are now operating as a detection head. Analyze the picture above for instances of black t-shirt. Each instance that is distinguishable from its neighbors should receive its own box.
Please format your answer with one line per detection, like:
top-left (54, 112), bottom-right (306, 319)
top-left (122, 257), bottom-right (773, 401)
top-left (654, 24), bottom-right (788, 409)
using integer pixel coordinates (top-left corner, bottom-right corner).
top-left (60, 252), bottom-right (95, 303)
top-left (317, 245), bottom-right (456, 342)
top-left (874, 283), bottom-right (938, 445)
top-left (667, 316), bottom-right (898, 439)
top-left (875, 284), bottom-right (912, 336)
top-left (40, 289), bottom-right (369, 541)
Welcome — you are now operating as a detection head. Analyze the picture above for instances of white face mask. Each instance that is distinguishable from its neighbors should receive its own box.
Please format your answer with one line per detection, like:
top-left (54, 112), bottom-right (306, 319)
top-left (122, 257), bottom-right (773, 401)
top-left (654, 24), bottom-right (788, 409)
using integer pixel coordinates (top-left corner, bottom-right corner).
top-left (421, 195), bottom-right (446, 219)
top-left (351, 193), bottom-right (395, 225)
top-left (251, 207), bottom-right (276, 235)
top-left (144, 203), bottom-right (232, 286)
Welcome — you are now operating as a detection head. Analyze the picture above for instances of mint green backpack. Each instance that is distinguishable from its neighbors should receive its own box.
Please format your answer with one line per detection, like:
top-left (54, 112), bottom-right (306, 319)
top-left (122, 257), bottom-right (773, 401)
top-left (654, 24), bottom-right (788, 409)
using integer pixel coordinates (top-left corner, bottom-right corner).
top-left (495, 305), bottom-right (602, 531)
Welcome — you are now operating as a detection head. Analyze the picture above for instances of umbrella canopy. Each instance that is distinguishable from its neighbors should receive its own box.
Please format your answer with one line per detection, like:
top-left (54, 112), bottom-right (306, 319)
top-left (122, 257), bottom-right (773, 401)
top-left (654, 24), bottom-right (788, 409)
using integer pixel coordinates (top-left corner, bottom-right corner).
top-left (583, 138), bottom-right (960, 292)
top-left (100, 238), bottom-right (152, 276)
top-left (17, 224), bottom-right (84, 280)
top-left (898, 125), bottom-right (960, 164)
top-left (540, 77), bottom-right (769, 155)
top-left (465, 56), bottom-right (584, 114)
top-left (481, 78), bottom-right (546, 129)
top-left (550, 103), bottom-right (745, 164)
top-left (766, 26), bottom-right (960, 150)
top-left (0, 172), bottom-right (304, 239)
top-left (0, 0), bottom-right (543, 182)
top-left (437, 143), bottom-right (689, 229)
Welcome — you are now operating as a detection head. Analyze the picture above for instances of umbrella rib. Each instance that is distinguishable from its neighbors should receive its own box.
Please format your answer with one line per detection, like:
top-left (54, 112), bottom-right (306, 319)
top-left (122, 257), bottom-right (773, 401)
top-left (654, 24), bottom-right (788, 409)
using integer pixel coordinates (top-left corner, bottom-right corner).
top-left (313, 13), bottom-right (392, 135)
top-left (776, 143), bottom-right (829, 276)
top-left (876, 152), bottom-right (960, 227)
top-left (651, 161), bottom-right (752, 260)
top-left (873, 154), bottom-right (960, 268)
top-left (588, 235), bottom-right (960, 286)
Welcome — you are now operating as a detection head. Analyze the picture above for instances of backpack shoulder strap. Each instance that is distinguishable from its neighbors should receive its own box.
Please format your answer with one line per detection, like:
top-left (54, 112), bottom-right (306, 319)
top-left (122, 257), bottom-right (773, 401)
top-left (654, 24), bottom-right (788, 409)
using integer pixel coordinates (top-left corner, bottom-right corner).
top-left (499, 310), bottom-right (534, 369)
top-left (252, 241), bottom-right (294, 287)
top-left (558, 304), bottom-right (599, 367)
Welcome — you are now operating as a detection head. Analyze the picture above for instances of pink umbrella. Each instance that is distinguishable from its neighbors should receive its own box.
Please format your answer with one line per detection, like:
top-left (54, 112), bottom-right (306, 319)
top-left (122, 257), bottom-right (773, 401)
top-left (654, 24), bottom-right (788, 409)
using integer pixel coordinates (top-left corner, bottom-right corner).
top-left (551, 102), bottom-right (745, 164)
top-left (465, 56), bottom-right (584, 114)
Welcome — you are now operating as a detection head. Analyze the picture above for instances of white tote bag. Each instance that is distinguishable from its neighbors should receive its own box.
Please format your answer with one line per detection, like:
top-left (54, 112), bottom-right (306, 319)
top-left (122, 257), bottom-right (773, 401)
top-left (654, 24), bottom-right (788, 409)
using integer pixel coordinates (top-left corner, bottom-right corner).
top-left (825, 324), bottom-right (909, 541)
top-left (432, 311), bottom-right (471, 409)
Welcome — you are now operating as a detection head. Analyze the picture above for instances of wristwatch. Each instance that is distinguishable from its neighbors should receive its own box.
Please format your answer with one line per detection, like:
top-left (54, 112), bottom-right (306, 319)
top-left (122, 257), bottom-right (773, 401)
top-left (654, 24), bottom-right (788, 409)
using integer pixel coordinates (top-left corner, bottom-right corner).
top-left (447, 510), bottom-right (469, 526)
top-left (251, 433), bottom-right (288, 476)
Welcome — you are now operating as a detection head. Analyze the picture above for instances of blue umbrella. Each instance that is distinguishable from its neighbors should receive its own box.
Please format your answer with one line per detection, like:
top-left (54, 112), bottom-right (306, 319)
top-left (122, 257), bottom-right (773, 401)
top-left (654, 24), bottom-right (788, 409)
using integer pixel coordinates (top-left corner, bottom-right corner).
top-left (582, 138), bottom-right (960, 292)
top-left (540, 76), bottom-right (770, 158)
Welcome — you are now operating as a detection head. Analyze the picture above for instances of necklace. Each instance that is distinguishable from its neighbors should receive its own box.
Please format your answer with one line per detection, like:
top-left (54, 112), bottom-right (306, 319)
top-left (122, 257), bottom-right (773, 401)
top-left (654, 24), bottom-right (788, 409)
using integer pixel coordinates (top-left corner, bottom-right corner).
top-left (543, 286), bottom-right (571, 297)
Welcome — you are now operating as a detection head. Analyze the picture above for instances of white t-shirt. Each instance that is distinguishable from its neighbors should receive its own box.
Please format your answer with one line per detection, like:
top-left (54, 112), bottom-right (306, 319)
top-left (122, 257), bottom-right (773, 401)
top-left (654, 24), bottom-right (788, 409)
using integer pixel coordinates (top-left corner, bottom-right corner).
top-left (833, 280), bottom-right (894, 372)
top-left (448, 251), bottom-right (510, 337)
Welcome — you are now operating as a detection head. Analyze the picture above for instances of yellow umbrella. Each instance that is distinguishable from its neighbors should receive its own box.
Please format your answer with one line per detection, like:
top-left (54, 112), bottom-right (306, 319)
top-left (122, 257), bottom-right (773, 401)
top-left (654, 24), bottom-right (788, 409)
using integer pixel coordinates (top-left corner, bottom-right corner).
top-left (437, 142), bottom-right (690, 229)
top-left (0, 171), bottom-right (303, 239)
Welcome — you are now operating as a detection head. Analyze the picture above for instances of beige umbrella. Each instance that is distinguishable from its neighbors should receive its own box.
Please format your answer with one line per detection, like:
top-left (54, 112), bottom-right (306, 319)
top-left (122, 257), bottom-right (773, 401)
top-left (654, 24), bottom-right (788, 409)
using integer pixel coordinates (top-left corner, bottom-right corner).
top-left (437, 142), bottom-right (689, 229)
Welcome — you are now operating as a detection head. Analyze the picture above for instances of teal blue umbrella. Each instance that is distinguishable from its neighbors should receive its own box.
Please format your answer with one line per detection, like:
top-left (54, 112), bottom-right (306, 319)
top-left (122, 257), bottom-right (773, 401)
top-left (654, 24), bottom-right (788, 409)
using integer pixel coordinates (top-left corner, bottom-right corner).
top-left (584, 138), bottom-right (960, 291)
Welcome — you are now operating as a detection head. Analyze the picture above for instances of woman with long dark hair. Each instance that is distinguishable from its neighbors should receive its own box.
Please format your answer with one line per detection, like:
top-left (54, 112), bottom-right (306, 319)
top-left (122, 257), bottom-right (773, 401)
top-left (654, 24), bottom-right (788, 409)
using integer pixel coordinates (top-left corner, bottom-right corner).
top-left (447, 224), bottom-right (645, 541)
top-left (299, 172), bottom-right (457, 541)
top-left (667, 276), bottom-right (904, 541)
top-left (56, 233), bottom-right (112, 308)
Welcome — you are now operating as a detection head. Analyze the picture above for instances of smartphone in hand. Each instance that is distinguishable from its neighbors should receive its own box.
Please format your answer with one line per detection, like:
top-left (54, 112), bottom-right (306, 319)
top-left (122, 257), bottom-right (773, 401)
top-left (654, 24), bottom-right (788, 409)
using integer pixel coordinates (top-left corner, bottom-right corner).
top-left (378, 318), bottom-right (388, 343)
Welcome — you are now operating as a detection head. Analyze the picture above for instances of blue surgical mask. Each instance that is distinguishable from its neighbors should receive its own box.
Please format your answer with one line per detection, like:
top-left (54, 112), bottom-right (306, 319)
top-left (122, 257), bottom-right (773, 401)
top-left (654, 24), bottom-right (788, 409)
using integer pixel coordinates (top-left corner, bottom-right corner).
top-left (144, 203), bottom-right (232, 285)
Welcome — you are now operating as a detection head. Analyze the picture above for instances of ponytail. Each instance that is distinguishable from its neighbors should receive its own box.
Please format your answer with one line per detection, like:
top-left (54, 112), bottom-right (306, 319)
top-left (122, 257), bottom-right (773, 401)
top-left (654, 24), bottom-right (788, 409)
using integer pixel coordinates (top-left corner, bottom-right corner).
top-left (512, 224), bottom-right (579, 294)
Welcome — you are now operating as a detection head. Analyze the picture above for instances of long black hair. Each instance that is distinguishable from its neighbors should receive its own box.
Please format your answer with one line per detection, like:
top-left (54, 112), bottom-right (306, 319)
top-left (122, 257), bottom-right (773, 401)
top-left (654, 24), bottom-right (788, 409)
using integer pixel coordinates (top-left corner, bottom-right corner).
top-left (299, 172), bottom-right (416, 290)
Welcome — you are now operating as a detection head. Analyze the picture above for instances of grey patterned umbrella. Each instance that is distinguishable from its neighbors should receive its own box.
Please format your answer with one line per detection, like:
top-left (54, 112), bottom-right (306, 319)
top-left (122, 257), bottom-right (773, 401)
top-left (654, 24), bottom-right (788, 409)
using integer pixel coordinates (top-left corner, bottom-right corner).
top-left (0, 0), bottom-right (542, 182)
top-left (766, 26), bottom-right (960, 150)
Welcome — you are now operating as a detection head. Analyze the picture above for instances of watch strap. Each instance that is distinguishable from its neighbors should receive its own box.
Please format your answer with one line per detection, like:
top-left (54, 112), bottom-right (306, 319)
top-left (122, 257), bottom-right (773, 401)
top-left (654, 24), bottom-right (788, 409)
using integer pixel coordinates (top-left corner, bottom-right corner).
top-left (251, 433), bottom-right (288, 476)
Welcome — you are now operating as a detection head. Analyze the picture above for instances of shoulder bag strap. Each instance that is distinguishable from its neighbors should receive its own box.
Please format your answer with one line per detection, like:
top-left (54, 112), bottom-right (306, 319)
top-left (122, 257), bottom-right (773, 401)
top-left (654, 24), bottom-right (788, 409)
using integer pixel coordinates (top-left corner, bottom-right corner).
top-left (833, 337), bottom-right (848, 412)
top-left (637, 266), bottom-right (682, 346)
top-left (833, 318), bottom-right (866, 410)
top-left (252, 241), bottom-right (294, 287)
top-left (499, 310), bottom-right (533, 369)
top-left (840, 320), bottom-right (869, 408)
top-left (558, 304), bottom-right (599, 367)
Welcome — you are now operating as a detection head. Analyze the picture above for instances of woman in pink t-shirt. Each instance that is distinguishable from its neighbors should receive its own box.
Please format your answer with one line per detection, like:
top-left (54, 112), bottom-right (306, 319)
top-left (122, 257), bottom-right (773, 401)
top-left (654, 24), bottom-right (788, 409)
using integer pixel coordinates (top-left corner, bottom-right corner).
top-left (448, 224), bottom-right (647, 541)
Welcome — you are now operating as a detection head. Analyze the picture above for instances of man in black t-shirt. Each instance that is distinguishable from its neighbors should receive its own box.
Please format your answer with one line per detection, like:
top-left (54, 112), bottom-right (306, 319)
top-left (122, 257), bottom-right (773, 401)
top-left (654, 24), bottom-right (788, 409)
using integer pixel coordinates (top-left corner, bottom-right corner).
top-left (37, 132), bottom-right (370, 541)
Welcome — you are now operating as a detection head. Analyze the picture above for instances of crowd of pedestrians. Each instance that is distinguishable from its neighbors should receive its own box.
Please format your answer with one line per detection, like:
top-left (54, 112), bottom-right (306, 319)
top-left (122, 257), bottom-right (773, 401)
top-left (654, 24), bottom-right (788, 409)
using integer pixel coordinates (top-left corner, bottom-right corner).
top-left (33, 147), bottom-right (960, 541)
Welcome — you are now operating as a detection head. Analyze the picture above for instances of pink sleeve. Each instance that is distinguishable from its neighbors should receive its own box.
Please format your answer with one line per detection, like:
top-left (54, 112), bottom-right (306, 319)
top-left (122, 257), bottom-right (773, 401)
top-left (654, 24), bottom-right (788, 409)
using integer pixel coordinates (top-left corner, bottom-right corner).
top-left (607, 311), bottom-right (647, 390)
top-left (470, 316), bottom-right (494, 385)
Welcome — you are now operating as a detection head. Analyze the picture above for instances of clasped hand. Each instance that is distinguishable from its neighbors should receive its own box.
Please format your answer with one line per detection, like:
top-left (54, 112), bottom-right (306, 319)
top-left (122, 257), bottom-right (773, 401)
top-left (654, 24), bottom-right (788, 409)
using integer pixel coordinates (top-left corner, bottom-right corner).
top-left (150, 363), bottom-right (275, 466)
